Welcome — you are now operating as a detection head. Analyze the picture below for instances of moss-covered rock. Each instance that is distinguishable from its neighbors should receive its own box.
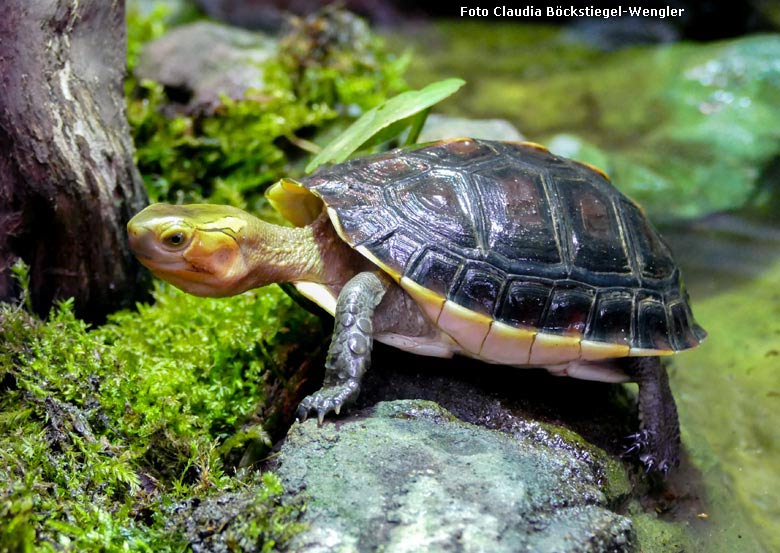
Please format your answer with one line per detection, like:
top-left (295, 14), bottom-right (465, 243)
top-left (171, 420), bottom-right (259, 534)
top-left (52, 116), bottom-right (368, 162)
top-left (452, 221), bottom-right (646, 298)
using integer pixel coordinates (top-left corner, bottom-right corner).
top-left (338, 350), bottom-right (710, 552)
top-left (274, 400), bottom-right (635, 552)
top-left (136, 21), bottom-right (277, 113)
top-left (173, 471), bottom-right (305, 553)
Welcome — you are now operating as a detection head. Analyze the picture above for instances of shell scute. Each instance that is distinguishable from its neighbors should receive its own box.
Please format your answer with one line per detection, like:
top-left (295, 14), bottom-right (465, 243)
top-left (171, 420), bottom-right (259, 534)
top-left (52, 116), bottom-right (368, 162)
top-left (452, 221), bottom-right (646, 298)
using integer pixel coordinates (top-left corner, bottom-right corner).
top-left (557, 179), bottom-right (633, 277)
top-left (363, 230), bottom-right (419, 280)
top-left (405, 247), bottom-right (462, 298)
top-left (669, 301), bottom-right (701, 350)
top-left (450, 261), bottom-right (505, 317)
top-left (543, 285), bottom-right (595, 337)
top-left (385, 171), bottom-right (477, 250)
top-left (497, 279), bottom-right (551, 329)
top-left (361, 155), bottom-right (430, 182)
top-left (414, 138), bottom-right (496, 165)
top-left (330, 206), bottom-right (393, 245)
top-left (620, 200), bottom-right (676, 281)
top-left (635, 298), bottom-right (673, 351)
top-left (474, 164), bottom-right (562, 265)
top-left (585, 290), bottom-right (634, 346)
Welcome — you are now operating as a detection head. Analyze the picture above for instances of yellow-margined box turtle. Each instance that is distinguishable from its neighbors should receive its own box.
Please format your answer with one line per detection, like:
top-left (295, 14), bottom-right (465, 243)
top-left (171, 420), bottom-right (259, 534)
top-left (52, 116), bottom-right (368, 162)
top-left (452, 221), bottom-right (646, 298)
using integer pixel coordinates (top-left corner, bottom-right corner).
top-left (128, 138), bottom-right (706, 473)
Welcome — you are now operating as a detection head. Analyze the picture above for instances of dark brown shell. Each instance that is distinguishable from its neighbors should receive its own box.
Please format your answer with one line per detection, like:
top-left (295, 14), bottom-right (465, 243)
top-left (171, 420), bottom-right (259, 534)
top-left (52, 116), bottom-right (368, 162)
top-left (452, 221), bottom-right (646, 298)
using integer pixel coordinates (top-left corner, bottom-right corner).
top-left (301, 138), bottom-right (706, 351)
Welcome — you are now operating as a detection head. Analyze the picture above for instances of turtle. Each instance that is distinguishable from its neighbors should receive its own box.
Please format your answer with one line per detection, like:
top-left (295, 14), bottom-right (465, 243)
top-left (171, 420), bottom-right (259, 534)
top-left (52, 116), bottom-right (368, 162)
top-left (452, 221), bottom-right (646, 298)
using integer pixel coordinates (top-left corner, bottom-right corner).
top-left (127, 138), bottom-right (706, 473)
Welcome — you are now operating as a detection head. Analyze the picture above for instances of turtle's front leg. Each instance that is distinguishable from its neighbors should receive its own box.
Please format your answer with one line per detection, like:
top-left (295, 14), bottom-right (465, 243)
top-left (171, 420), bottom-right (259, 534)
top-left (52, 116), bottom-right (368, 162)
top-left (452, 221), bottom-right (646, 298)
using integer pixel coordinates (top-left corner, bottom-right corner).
top-left (296, 271), bottom-right (390, 423)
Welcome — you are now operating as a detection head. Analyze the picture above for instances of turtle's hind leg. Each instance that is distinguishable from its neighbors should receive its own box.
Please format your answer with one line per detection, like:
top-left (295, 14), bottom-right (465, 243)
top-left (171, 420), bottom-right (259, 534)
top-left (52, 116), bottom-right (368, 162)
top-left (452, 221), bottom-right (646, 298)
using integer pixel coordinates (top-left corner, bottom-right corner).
top-left (623, 356), bottom-right (681, 475)
top-left (296, 271), bottom-right (389, 423)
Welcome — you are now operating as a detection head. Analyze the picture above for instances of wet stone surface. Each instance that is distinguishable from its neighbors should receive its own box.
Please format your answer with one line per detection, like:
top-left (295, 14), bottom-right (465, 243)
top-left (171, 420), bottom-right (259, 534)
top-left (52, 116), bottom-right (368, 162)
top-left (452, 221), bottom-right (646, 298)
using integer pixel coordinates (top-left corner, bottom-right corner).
top-left (272, 400), bottom-right (635, 552)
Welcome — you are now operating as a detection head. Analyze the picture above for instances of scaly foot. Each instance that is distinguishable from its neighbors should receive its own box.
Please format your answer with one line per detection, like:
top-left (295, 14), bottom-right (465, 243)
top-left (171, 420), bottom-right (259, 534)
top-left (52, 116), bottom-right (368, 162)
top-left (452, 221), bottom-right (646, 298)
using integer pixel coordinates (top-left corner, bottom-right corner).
top-left (296, 382), bottom-right (360, 424)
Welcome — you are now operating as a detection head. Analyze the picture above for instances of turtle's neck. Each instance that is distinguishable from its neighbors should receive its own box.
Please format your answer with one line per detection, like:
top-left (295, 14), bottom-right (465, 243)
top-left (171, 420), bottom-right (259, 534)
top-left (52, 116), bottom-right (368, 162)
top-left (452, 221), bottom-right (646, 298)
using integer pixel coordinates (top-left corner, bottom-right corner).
top-left (240, 212), bottom-right (369, 291)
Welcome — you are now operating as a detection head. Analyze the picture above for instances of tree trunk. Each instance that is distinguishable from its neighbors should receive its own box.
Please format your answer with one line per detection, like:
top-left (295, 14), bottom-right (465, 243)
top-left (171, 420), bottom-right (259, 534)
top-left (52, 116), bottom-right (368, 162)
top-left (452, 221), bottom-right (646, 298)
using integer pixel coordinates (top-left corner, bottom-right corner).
top-left (0, 0), bottom-right (150, 323)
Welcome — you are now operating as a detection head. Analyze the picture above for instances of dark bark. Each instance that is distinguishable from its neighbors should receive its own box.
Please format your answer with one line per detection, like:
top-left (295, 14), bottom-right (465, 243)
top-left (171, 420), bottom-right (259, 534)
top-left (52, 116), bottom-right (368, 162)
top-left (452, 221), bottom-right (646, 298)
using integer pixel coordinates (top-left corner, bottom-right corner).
top-left (0, 0), bottom-right (150, 323)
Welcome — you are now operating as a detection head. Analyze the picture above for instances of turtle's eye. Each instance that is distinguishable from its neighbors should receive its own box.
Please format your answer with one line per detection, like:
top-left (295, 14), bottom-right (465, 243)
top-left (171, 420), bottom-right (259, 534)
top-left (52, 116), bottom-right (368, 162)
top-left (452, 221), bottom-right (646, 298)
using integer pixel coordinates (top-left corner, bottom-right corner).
top-left (161, 228), bottom-right (189, 249)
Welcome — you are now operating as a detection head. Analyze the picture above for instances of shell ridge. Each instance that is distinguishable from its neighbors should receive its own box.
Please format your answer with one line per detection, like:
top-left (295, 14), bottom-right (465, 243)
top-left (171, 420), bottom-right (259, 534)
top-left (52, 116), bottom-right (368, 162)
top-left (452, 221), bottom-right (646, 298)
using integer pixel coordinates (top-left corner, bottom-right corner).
top-left (615, 198), bottom-right (646, 288)
top-left (462, 144), bottom-right (493, 256)
top-left (541, 167), bottom-right (572, 277)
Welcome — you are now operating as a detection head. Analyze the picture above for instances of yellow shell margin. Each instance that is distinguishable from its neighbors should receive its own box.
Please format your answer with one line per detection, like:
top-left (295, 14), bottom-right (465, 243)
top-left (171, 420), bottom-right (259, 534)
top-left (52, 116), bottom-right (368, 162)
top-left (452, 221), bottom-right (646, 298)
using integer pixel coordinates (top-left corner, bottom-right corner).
top-left (398, 275), bottom-right (676, 363)
top-left (265, 178), bottom-right (324, 227)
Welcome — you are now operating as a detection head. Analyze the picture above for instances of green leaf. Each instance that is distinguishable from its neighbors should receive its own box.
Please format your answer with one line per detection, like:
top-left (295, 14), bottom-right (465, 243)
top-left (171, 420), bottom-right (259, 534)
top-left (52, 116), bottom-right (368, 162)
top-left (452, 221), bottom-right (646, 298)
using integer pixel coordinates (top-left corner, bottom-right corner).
top-left (305, 78), bottom-right (466, 173)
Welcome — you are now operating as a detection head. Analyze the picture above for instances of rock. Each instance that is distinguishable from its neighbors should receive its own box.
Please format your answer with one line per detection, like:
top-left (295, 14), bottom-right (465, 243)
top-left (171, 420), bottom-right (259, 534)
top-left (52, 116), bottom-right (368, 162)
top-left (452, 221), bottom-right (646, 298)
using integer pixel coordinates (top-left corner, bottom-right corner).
top-left (418, 114), bottom-right (524, 142)
top-left (135, 21), bottom-right (277, 113)
top-left (273, 400), bottom-right (635, 552)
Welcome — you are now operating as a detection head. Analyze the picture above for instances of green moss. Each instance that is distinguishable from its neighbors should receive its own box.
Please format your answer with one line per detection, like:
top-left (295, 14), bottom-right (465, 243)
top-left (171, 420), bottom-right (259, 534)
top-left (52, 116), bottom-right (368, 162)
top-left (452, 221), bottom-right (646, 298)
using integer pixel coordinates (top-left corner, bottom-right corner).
top-left (671, 258), bottom-right (780, 551)
top-left (126, 6), bottom-right (407, 209)
top-left (0, 281), bottom-right (321, 551)
top-left (628, 502), bottom-right (694, 552)
top-left (177, 471), bottom-right (306, 552)
top-left (0, 7), bottom-right (416, 550)
top-left (536, 420), bottom-right (632, 505)
top-left (126, 4), bottom-right (170, 77)
top-left (0, 6), bottom-right (416, 551)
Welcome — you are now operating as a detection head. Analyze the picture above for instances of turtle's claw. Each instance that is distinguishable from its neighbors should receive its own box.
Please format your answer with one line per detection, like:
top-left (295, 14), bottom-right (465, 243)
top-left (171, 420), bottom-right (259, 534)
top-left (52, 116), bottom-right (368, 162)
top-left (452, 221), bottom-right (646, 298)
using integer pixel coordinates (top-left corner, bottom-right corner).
top-left (295, 403), bottom-right (309, 423)
top-left (623, 430), bottom-right (650, 457)
top-left (640, 454), bottom-right (656, 474)
top-left (295, 382), bottom-right (359, 424)
top-left (623, 429), bottom-right (678, 475)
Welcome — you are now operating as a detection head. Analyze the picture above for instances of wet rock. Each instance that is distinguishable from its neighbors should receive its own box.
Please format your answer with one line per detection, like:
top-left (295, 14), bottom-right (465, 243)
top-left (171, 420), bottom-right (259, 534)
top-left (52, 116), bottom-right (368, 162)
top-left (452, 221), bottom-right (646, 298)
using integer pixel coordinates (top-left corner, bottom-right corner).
top-left (544, 35), bottom-right (780, 220)
top-left (274, 400), bottom-right (635, 552)
top-left (418, 114), bottom-right (524, 142)
top-left (136, 21), bottom-right (277, 113)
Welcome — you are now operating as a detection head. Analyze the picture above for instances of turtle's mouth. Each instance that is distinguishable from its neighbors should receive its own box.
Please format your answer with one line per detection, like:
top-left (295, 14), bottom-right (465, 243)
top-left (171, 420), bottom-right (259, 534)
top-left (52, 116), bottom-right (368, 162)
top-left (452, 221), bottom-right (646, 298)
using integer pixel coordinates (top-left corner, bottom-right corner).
top-left (135, 252), bottom-right (235, 297)
top-left (136, 256), bottom-right (205, 275)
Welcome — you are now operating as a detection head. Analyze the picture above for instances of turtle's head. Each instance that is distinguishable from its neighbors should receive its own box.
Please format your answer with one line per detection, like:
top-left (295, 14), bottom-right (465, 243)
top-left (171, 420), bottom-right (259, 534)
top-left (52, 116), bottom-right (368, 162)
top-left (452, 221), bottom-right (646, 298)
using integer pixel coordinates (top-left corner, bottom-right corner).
top-left (128, 203), bottom-right (258, 297)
